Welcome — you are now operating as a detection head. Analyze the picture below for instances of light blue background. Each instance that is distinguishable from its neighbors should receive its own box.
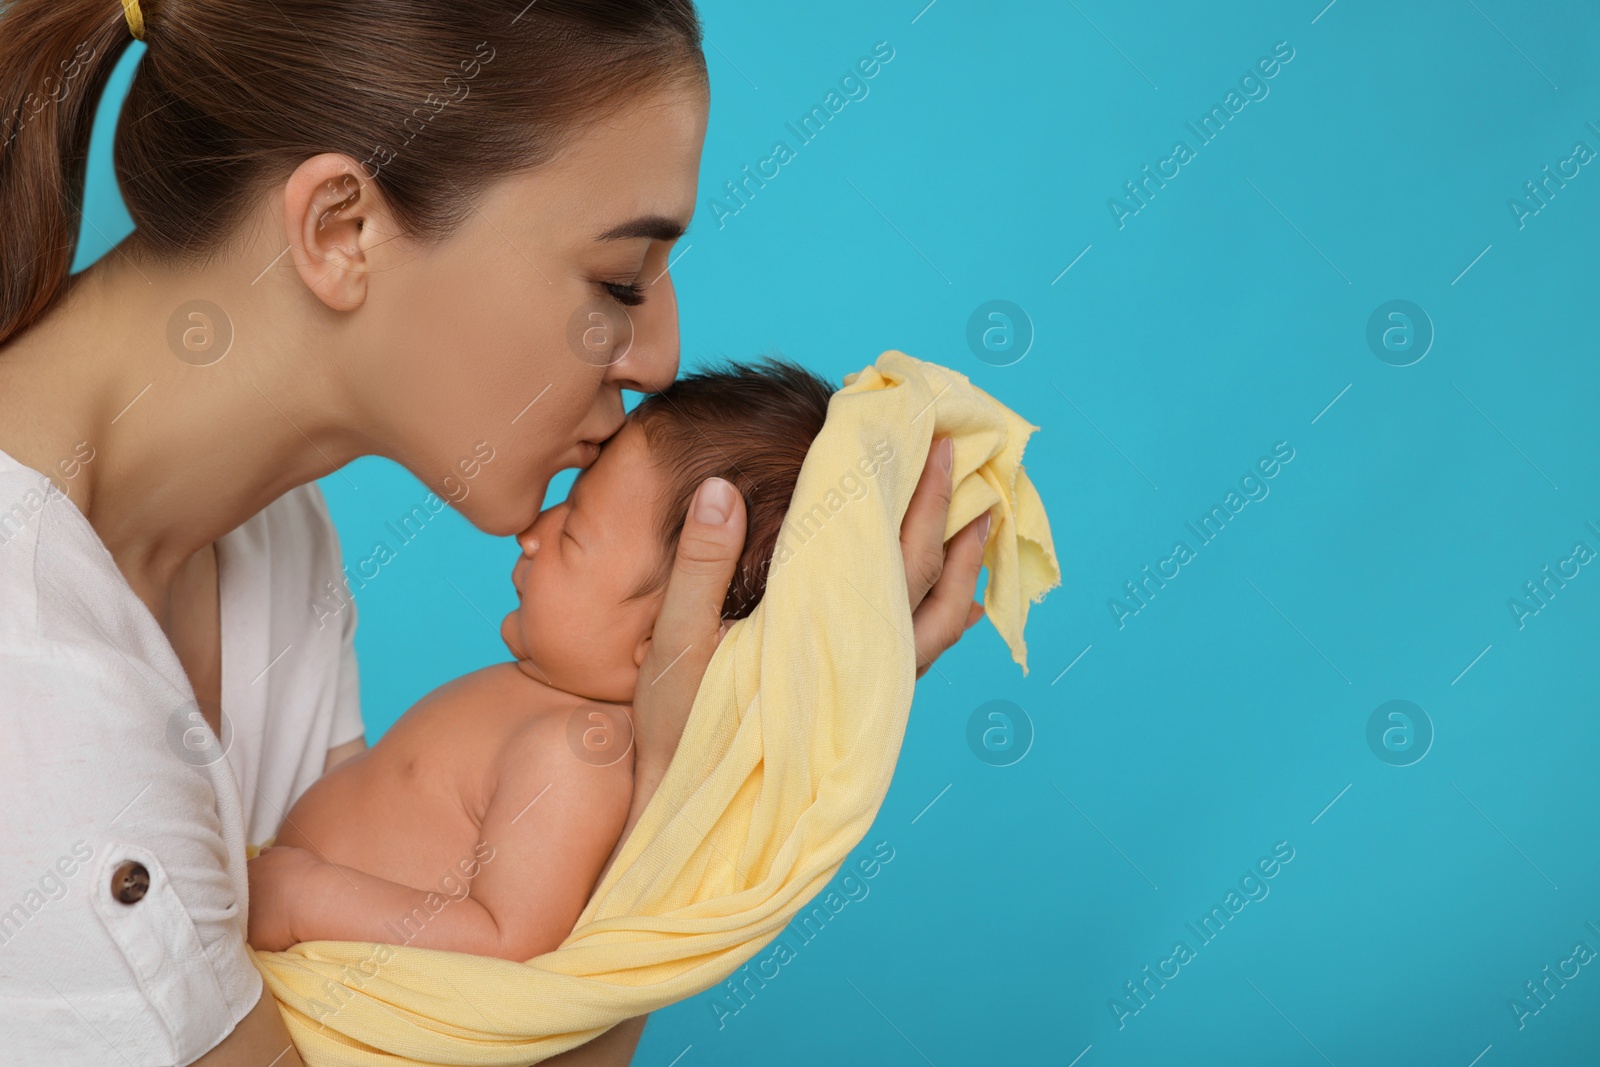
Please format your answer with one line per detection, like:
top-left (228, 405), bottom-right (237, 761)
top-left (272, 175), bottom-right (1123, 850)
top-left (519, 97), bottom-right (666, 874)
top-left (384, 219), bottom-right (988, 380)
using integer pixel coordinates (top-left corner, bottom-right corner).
top-left (78, 1), bottom-right (1600, 1063)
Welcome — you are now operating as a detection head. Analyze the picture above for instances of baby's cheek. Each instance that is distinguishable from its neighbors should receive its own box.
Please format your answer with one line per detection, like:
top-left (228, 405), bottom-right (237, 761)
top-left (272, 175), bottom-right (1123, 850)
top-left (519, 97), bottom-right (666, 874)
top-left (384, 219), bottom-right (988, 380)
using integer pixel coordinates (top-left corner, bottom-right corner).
top-left (517, 595), bottom-right (551, 654)
top-left (521, 586), bottom-right (586, 669)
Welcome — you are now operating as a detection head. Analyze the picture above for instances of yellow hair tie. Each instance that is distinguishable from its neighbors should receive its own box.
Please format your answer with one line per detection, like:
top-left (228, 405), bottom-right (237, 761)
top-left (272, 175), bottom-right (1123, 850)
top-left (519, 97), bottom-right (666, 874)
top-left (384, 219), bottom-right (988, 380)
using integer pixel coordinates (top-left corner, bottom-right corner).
top-left (120, 0), bottom-right (145, 40)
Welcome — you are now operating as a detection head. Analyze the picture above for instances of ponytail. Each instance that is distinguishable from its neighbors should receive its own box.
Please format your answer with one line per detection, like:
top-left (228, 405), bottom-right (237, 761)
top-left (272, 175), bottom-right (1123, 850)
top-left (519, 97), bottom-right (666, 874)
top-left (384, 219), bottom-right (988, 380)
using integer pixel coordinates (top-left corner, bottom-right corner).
top-left (0, 1), bottom-right (134, 346)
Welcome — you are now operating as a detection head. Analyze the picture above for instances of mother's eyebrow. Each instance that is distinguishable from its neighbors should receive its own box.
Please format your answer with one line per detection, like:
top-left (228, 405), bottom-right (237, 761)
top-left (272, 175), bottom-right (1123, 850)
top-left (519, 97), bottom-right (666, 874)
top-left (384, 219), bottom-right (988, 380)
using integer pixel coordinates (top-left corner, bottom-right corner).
top-left (593, 215), bottom-right (687, 242)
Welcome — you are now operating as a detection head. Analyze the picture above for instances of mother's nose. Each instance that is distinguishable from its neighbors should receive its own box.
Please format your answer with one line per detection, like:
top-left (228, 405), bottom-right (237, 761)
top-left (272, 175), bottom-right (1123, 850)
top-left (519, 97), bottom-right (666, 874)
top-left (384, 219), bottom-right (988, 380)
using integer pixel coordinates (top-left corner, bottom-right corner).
top-left (607, 272), bottom-right (680, 394)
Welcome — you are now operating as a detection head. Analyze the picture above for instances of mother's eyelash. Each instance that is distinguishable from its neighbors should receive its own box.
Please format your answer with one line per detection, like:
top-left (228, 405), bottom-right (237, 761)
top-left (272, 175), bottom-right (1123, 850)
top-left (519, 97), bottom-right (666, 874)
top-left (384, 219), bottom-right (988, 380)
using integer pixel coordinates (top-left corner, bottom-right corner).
top-left (603, 281), bottom-right (646, 306)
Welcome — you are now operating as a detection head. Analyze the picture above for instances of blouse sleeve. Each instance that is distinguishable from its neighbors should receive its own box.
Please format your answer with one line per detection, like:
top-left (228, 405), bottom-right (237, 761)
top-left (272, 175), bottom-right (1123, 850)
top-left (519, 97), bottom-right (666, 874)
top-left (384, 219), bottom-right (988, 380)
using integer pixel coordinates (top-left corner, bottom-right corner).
top-left (331, 588), bottom-right (366, 749)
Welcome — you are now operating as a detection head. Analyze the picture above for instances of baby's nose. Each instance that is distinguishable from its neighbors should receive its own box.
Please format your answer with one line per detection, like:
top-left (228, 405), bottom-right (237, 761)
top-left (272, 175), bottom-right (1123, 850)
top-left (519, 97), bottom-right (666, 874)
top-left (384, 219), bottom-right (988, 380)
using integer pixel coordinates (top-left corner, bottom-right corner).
top-left (516, 527), bottom-right (542, 556)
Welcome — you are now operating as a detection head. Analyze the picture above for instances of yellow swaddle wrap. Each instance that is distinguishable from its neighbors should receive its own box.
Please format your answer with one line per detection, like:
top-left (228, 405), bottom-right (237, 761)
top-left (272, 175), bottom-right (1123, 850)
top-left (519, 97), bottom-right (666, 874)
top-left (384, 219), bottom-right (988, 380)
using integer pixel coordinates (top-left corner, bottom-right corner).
top-left (248, 350), bottom-right (1061, 1064)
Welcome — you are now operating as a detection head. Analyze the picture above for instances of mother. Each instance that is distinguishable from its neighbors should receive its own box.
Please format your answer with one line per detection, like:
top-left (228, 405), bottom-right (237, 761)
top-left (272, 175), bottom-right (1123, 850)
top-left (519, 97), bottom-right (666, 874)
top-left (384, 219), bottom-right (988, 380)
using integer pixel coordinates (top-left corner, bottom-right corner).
top-left (0, 1), bottom-right (986, 1064)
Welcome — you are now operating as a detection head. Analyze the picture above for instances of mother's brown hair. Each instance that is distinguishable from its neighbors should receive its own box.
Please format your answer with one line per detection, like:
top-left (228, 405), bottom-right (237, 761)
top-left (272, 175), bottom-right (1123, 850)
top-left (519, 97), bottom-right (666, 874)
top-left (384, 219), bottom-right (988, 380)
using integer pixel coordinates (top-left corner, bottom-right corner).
top-left (0, 0), bottom-right (707, 346)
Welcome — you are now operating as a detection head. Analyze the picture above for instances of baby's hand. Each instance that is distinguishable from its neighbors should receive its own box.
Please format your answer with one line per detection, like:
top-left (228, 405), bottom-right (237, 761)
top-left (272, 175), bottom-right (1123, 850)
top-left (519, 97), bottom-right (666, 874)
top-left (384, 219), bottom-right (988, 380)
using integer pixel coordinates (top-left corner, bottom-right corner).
top-left (246, 845), bottom-right (322, 952)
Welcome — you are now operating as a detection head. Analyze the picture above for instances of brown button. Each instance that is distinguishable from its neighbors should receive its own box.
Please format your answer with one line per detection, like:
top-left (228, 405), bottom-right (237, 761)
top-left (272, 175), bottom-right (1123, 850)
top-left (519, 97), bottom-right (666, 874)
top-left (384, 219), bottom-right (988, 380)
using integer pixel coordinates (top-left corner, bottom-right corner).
top-left (111, 861), bottom-right (149, 904)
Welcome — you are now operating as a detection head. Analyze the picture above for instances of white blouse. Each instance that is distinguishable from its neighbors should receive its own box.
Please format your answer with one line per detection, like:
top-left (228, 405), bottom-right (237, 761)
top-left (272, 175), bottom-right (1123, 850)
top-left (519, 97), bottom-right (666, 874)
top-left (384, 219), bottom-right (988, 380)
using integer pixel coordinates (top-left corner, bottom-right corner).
top-left (0, 446), bottom-right (365, 1064)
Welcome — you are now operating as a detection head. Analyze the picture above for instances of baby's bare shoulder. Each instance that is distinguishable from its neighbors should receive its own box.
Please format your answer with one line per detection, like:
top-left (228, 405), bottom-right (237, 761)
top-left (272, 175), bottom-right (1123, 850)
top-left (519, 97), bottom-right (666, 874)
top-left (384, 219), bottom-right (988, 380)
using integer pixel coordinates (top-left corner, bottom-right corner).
top-left (486, 693), bottom-right (636, 815)
top-left (502, 697), bottom-right (635, 777)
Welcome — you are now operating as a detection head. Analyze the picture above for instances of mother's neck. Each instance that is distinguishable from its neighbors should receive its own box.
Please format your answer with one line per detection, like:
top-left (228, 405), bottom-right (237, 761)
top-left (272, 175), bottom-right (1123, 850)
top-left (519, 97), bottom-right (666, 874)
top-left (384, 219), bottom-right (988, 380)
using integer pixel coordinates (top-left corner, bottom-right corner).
top-left (0, 232), bottom-right (372, 596)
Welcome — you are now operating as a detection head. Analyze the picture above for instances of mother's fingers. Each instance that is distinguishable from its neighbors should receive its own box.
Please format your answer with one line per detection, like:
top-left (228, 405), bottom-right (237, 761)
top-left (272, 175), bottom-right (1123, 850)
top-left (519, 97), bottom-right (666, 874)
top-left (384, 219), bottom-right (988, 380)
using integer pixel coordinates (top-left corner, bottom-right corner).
top-left (633, 478), bottom-right (747, 770)
top-left (912, 509), bottom-right (990, 679)
top-left (901, 436), bottom-right (954, 610)
top-left (605, 478), bottom-right (746, 879)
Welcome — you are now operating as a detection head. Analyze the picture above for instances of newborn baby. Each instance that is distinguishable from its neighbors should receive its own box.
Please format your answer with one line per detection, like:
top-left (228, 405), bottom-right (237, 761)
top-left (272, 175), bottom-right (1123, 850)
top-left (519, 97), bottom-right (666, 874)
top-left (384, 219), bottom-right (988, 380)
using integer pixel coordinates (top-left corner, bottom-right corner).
top-left (246, 358), bottom-right (840, 961)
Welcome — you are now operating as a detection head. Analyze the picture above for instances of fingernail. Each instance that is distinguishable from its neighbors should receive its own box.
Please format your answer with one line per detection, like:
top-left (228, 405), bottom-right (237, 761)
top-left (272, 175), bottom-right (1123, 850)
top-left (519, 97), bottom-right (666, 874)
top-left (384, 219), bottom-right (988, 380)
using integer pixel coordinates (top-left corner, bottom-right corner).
top-left (938, 437), bottom-right (953, 473)
top-left (976, 511), bottom-right (992, 542)
top-left (694, 477), bottom-right (735, 524)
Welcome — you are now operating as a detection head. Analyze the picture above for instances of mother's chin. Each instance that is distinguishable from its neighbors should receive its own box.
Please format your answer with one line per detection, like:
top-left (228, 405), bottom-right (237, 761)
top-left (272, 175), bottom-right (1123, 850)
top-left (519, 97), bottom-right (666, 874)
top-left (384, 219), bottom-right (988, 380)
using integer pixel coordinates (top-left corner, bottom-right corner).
top-left (449, 438), bottom-right (608, 539)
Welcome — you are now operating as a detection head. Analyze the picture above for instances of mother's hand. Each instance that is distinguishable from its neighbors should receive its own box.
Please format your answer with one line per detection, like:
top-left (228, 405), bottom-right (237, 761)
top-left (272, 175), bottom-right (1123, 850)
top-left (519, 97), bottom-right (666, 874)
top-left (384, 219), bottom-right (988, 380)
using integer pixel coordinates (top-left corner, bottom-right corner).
top-left (612, 433), bottom-right (982, 859)
top-left (904, 436), bottom-right (989, 678)
top-left (572, 435), bottom-right (983, 1067)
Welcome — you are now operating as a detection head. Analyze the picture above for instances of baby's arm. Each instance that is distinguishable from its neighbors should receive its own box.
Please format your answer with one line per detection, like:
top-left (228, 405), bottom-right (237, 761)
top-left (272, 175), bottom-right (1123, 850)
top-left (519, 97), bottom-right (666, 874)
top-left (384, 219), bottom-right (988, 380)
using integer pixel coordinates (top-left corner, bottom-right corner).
top-left (462, 710), bottom-right (635, 959)
top-left (252, 710), bottom-right (633, 960)
top-left (249, 843), bottom-right (497, 953)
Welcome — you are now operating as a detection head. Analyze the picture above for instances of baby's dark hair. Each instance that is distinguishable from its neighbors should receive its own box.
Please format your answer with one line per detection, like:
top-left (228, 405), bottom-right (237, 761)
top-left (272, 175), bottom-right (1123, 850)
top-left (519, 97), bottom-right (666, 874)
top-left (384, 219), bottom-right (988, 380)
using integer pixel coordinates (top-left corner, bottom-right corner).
top-left (627, 356), bottom-right (837, 620)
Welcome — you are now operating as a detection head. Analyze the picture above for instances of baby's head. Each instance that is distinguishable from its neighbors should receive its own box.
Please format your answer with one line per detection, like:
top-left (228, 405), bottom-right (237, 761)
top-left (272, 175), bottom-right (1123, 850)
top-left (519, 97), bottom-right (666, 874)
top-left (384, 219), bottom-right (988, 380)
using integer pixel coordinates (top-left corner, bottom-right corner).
top-left (501, 357), bottom-right (836, 703)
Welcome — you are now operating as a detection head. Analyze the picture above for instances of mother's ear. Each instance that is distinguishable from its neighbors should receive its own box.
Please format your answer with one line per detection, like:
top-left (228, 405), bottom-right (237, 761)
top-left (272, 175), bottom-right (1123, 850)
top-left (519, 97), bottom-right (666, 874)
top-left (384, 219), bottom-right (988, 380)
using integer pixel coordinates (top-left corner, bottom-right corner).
top-left (283, 153), bottom-right (397, 312)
